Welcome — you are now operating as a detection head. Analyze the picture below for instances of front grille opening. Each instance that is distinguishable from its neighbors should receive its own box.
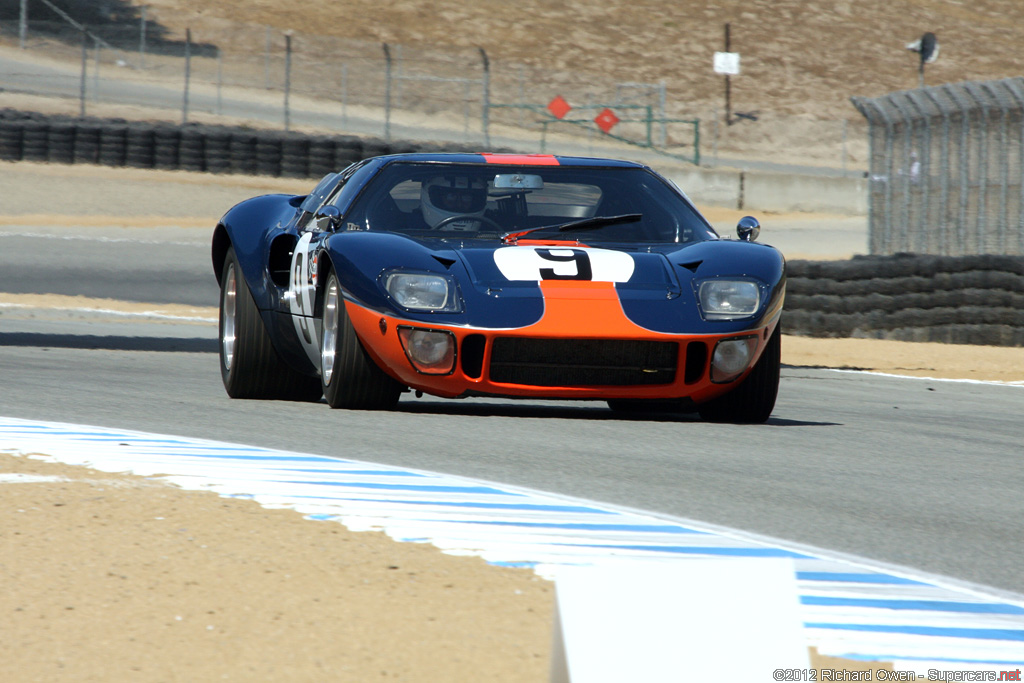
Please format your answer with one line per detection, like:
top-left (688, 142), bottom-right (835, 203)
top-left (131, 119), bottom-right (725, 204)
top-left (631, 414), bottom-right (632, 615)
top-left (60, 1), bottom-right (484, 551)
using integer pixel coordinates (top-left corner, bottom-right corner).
top-left (685, 341), bottom-right (708, 384)
top-left (489, 338), bottom-right (678, 387)
top-left (461, 334), bottom-right (486, 379)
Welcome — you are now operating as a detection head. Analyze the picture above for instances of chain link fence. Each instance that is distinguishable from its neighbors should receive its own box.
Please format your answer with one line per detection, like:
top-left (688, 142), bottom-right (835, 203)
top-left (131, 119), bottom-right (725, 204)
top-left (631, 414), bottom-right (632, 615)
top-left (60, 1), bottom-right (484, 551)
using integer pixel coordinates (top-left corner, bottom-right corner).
top-left (852, 77), bottom-right (1024, 256)
top-left (2, 16), bottom-right (702, 163)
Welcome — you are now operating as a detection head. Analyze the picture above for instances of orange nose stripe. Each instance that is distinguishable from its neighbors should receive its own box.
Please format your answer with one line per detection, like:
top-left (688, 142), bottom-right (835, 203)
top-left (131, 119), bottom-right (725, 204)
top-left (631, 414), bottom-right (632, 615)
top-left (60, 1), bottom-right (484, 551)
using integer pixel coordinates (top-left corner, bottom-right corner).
top-left (525, 280), bottom-right (650, 337)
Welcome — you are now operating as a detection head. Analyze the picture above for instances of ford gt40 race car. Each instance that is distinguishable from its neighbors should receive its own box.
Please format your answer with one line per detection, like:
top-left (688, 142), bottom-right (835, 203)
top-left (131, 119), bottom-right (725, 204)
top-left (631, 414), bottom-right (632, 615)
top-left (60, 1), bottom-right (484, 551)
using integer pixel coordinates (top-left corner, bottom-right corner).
top-left (212, 153), bottom-right (785, 422)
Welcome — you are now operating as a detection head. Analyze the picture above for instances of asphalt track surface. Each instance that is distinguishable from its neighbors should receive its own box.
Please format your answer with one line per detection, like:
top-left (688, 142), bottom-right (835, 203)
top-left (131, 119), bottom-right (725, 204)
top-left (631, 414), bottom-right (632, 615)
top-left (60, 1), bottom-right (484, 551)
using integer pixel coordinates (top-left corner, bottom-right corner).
top-left (1, 224), bottom-right (1023, 598)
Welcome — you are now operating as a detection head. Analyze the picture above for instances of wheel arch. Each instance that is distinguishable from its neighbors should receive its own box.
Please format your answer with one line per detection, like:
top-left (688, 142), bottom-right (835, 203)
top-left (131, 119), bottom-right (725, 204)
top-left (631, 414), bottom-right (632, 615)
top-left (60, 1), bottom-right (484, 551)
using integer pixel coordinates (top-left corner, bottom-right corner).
top-left (313, 248), bottom-right (338, 319)
top-left (212, 223), bottom-right (231, 285)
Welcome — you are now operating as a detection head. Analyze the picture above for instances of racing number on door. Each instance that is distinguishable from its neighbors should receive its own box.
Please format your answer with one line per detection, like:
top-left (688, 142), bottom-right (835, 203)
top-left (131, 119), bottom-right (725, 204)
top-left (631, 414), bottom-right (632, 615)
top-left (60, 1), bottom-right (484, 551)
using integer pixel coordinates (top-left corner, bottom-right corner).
top-left (289, 233), bottom-right (316, 346)
top-left (536, 248), bottom-right (593, 280)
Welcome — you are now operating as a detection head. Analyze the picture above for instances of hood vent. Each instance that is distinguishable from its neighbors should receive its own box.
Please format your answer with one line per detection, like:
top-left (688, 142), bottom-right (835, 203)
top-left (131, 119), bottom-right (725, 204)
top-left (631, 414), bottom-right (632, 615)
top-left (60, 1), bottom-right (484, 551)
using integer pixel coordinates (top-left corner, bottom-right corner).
top-left (678, 260), bottom-right (703, 273)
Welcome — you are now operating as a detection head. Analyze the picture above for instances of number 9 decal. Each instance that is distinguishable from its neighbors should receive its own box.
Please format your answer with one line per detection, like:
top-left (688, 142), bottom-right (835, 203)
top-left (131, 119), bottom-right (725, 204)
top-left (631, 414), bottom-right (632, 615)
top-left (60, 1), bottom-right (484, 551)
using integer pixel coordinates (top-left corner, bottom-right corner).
top-left (494, 246), bottom-right (635, 282)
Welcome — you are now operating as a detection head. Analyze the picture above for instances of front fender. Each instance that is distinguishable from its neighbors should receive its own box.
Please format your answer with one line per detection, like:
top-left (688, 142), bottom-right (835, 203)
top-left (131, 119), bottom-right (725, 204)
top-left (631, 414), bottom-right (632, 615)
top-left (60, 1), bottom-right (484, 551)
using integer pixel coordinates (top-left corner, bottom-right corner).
top-left (212, 194), bottom-right (302, 310)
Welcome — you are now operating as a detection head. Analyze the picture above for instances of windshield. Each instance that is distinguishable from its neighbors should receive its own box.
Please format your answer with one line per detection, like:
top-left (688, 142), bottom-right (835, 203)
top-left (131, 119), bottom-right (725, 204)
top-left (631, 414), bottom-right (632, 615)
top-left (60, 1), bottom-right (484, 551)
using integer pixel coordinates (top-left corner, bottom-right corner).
top-left (336, 162), bottom-right (717, 244)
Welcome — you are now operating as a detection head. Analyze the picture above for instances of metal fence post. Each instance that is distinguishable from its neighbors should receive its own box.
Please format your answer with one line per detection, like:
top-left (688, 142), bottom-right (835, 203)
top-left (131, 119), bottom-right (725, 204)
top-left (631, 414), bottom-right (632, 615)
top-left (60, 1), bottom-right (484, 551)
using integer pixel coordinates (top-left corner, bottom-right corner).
top-left (1003, 79), bottom-right (1024, 254)
top-left (139, 6), bottom-right (147, 69)
top-left (963, 83), bottom-right (991, 253)
top-left (382, 43), bottom-right (392, 142)
top-left (341, 63), bottom-right (348, 130)
top-left (868, 100), bottom-right (896, 254)
top-left (92, 37), bottom-right (101, 104)
top-left (693, 119), bottom-right (701, 166)
top-left (943, 85), bottom-right (972, 253)
top-left (480, 48), bottom-right (491, 148)
top-left (395, 44), bottom-right (403, 109)
top-left (216, 47), bottom-right (223, 116)
top-left (284, 33), bottom-right (292, 132)
top-left (658, 81), bottom-right (667, 147)
top-left (841, 119), bottom-right (848, 173)
top-left (922, 88), bottom-right (953, 254)
top-left (888, 95), bottom-right (918, 253)
top-left (264, 26), bottom-right (272, 89)
top-left (79, 28), bottom-right (88, 116)
top-left (183, 28), bottom-right (191, 124)
top-left (18, 0), bottom-right (27, 49)
top-left (906, 91), bottom-right (934, 252)
top-left (981, 82), bottom-right (1011, 252)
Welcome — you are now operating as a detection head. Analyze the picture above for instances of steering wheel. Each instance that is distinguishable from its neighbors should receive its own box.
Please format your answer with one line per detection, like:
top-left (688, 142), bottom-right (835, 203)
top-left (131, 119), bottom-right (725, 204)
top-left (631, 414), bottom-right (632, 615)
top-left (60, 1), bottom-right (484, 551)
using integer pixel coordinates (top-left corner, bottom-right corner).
top-left (432, 214), bottom-right (503, 231)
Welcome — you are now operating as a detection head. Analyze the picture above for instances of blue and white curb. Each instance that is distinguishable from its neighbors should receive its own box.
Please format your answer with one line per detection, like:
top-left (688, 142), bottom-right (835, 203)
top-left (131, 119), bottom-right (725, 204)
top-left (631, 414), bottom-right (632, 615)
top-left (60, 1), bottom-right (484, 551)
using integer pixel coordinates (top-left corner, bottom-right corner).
top-left (2, 416), bottom-right (1023, 671)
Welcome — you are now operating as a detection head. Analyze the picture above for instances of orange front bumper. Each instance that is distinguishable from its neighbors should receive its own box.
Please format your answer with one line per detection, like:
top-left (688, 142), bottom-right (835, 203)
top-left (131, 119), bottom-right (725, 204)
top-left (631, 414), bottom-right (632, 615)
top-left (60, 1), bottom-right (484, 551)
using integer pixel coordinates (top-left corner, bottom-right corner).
top-left (346, 280), bottom-right (778, 402)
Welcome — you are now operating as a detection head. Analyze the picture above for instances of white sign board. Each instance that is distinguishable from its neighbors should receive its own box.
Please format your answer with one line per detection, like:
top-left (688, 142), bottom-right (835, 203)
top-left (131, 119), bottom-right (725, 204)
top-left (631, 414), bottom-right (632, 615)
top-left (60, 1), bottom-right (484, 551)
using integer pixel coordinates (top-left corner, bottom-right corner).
top-left (713, 51), bottom-right (741, 75)
top-left (550, 559), bottom-right (809, 683)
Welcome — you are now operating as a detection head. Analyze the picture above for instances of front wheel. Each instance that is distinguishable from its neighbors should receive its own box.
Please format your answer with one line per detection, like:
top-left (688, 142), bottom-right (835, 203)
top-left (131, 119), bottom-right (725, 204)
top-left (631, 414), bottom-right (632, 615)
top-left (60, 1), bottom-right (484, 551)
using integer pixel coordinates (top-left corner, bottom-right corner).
top-left (320, 270), bottom-right (403, 410)
top-left (697, 324), bottom-right (781, 424)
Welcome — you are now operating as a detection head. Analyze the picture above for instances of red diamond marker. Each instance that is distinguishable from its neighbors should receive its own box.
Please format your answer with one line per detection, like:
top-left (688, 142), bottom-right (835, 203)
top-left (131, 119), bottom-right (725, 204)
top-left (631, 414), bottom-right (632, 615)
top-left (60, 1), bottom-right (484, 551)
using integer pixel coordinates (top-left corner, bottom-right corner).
top-left (594, 108), bottom-right (620, 134)
top-left (547, 95), bottom-right (572, 120)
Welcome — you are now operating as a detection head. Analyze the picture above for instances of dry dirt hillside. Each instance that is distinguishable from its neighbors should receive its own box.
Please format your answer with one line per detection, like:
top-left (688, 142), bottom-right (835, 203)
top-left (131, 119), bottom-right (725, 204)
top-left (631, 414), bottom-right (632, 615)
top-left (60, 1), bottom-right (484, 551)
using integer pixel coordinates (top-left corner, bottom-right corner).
top-left (143, 0), bottom-right (1024, 121)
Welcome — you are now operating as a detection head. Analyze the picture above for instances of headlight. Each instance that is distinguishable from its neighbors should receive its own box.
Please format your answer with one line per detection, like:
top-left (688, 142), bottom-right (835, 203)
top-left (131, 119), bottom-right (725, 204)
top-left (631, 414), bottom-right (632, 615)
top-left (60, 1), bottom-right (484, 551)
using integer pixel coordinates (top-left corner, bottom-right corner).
top-left (710, 336), bottom-right (758, 383)
top-left (398, 327), bottom-right (456, 374)
top-left (697, 279), bottom-right (761, 320)
top-left (384, 272), bottom-right (460, 312)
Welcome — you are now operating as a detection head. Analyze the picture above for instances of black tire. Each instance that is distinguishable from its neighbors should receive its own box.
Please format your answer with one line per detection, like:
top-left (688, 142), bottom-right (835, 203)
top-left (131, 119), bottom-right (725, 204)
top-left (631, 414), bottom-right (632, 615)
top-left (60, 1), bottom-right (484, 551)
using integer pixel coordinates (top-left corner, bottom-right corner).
top-left (0, 121), bottom-right (24, 161)
top-left (73, 125), bottom-right (101, 165)
top-left (219, 247), bottom-right (323, 401)
top-left (697, 325), bottom-right (781, 424)
top-left (125, 125), bottom-right (155, 168)
top-left (204, 131), bottom-right (232, 174)
top-left (47, 124), bottom-right (75, 164)
top-left (229, 133), bottom-right (258, 175)
top-left (178, 130), bottom-right (205, 172)
top-left (255, 136), bottom-right (282, 176)
top-left (21, 121), bottom-right (49, 162)
top-left (98, 124), bottom-right (128, 166)
top-left (320, 270), bottom-right (402, 410)
top-left (153, 127), bottom-right (180, 170)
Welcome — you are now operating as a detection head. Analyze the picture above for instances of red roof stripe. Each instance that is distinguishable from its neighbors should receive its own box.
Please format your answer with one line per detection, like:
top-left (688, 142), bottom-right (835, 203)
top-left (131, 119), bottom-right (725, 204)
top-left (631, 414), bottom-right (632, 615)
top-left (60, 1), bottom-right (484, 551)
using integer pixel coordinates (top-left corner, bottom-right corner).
top-left (480, 153), bottom-right (560, 166)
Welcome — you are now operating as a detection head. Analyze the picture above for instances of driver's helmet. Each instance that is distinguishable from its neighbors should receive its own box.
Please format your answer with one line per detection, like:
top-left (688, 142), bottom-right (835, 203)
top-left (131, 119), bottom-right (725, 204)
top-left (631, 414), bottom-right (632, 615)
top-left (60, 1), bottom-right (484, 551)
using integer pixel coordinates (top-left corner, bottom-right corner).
top-left (420, 175), bottom-right (489, 230)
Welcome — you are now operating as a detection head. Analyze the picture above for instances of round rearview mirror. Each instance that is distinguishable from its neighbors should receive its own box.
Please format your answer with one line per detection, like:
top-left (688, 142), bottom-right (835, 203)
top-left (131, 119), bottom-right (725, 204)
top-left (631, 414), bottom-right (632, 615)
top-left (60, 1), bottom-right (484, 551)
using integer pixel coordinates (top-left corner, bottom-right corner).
top-left (736, 215), bottom-right (760, 242)
top-left (314, 205), bottom-right (342, 232)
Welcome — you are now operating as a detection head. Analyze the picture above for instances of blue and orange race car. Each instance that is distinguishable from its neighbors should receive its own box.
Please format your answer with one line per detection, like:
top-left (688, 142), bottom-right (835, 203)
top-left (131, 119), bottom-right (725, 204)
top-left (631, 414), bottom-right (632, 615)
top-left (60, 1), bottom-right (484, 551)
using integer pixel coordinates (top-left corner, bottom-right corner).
top-left (212, 153), bottom-right (785, 422)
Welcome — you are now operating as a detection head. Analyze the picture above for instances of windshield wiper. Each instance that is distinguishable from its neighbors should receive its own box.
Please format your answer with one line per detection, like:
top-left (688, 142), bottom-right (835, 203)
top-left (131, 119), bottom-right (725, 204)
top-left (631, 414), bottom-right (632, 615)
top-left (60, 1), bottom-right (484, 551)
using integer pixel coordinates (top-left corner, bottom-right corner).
top-left (501, 213), bottom-right (642, 244)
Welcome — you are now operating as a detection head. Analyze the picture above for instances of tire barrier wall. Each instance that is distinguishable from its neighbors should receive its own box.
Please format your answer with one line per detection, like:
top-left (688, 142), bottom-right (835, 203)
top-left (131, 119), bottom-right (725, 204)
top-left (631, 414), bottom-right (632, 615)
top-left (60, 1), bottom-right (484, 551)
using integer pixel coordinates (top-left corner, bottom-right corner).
top-left (785, 254), bottom-right (1024, 347)
top-left (3, 109), bottom-right (1020, 347)
top-left (0, 109), bottom-right (492, 179)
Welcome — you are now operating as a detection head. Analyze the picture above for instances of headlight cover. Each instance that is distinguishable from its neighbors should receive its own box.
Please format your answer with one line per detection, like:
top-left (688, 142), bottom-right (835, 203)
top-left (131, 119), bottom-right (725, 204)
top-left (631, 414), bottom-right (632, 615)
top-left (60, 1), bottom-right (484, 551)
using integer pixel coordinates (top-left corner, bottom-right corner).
top-left (696, 279), bottom-right (762, 320)
top-left (710, 335), bottom-right (759, 383)
top-left (398, 327), bottom-right (456, 374)
top-left (384, 272), bottom-right (461, 312)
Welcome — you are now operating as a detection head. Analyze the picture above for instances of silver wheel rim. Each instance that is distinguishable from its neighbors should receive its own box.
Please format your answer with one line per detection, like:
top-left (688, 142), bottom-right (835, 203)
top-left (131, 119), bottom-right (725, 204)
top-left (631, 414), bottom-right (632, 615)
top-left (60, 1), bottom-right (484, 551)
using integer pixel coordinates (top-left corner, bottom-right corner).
top-left (322, 278), bottom-right (339, 385)
top-left (221, 262), bottom-right (237, 372)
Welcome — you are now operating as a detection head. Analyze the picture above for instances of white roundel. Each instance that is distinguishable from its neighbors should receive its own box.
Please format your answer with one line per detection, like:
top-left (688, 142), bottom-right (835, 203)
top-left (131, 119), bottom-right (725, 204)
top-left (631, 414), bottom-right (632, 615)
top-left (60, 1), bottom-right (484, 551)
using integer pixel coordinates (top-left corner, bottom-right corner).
top-left (493, 246), bottom-right (635, 282)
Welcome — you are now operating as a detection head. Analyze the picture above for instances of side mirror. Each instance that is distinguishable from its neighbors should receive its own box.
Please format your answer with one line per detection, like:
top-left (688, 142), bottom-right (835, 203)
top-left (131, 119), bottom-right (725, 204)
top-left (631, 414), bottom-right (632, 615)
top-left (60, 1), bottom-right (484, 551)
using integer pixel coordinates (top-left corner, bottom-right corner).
top-left (736, 215), bottom-right (760, 242)
top-left (314, 205), bottom-right (342, 232)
